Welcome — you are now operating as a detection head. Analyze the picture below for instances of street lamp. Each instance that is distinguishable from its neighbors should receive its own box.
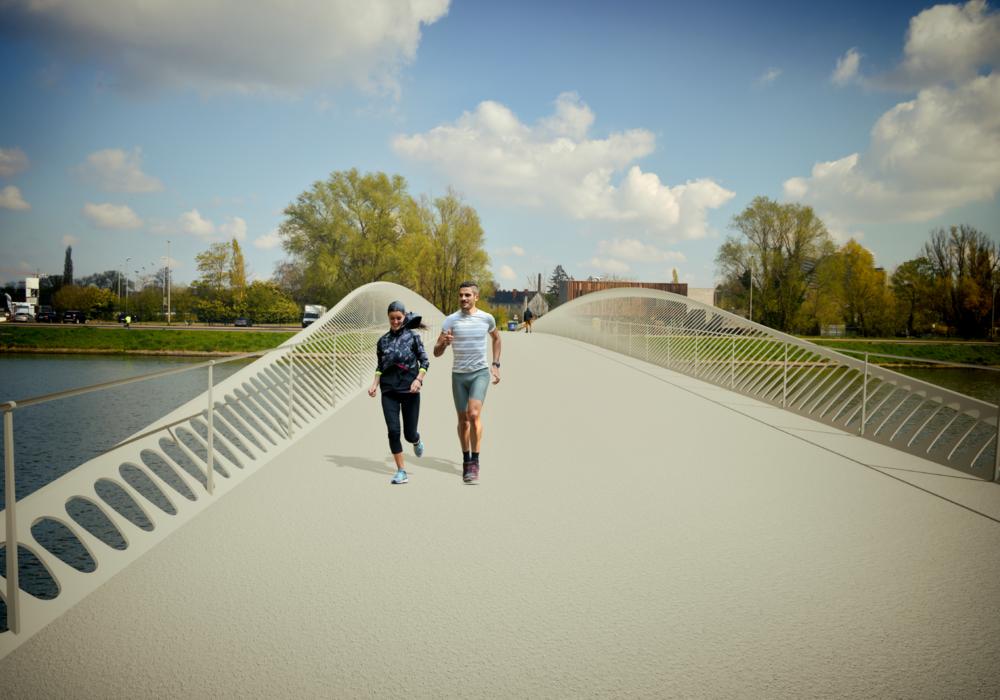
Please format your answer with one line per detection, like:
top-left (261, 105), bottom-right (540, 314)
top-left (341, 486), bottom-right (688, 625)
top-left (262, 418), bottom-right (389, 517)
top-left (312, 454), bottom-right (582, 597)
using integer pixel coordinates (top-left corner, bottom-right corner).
top-left (166, 240), bottom-right (171, 326)
top-left (992, 279), bottom-right (997, 340)
top-left (124, 257), bottom-right (131, 315)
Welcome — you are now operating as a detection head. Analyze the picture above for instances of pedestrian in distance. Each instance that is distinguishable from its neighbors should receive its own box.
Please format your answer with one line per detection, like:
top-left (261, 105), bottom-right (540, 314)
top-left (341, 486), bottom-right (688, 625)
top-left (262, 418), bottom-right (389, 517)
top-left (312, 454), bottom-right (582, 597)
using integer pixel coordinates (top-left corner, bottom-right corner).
top-left (523, 307), bottom-right (534, 333)
top-left (368, 301), bottom-right (429, 485)
top-left (434, 281), bottom-right (501, 484)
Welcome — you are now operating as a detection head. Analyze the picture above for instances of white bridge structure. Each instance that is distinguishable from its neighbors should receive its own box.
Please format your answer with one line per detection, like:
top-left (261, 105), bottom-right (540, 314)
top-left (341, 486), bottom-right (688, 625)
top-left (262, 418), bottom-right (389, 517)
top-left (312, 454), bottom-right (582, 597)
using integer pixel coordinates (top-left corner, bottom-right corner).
top-left (1, 283), bottom-right (999, 697)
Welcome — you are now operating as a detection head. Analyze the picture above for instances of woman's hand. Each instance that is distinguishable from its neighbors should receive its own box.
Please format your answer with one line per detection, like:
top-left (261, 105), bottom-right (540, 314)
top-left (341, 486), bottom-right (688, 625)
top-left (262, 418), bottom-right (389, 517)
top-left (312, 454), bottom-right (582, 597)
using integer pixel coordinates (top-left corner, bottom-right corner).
top-left (409, 378), bottom-right (422, 393)
top-left (368, 383), bottom-right (378, 398)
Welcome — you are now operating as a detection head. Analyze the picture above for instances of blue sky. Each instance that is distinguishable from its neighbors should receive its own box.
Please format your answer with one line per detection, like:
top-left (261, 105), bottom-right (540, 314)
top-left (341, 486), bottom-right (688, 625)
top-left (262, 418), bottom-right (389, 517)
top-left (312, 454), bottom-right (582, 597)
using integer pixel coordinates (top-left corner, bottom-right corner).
top-left (1, 0), bottom-right (997, 291)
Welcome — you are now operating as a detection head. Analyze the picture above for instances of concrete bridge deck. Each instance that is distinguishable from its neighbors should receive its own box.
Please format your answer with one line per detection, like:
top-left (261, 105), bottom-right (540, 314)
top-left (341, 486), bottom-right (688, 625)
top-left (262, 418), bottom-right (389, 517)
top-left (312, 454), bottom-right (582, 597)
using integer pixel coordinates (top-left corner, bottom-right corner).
top-left (1, 332), bottom-right (999, 697)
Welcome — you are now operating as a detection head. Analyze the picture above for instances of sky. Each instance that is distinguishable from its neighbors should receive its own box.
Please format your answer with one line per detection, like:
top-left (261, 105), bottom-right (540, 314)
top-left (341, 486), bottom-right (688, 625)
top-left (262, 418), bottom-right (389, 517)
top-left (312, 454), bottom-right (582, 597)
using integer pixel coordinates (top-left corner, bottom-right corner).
top-left (0, 0), bottom-right (998, 292)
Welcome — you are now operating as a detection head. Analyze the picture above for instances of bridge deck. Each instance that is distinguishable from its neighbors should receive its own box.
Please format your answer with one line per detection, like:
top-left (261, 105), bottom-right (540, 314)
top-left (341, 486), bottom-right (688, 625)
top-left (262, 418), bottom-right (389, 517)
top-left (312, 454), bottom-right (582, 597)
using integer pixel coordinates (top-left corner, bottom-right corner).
top-left (2, 332), bottom-right (999, 697)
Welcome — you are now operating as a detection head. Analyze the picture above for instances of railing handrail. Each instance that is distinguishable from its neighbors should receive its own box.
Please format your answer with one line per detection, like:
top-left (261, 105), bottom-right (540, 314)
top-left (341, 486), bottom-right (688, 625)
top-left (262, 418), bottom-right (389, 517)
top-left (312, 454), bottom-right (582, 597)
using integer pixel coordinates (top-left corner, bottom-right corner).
top-left (0, 331), bottom-right (380, 411)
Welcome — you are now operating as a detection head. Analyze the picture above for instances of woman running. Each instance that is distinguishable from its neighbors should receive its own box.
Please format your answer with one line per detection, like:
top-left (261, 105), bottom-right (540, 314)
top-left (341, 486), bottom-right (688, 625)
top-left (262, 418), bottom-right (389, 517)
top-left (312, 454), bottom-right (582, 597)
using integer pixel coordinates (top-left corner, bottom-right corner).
top-left (367, 301), bottom-right (429, 484)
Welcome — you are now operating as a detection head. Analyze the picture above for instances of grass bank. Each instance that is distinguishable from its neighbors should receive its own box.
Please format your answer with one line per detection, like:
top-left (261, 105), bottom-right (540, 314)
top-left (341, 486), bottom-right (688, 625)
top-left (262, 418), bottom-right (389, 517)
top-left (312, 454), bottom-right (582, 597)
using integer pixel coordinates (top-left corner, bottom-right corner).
top-left (810, 339), bottom-right (1000, 367)
top-left (0, 325), bottom-right (294, 355)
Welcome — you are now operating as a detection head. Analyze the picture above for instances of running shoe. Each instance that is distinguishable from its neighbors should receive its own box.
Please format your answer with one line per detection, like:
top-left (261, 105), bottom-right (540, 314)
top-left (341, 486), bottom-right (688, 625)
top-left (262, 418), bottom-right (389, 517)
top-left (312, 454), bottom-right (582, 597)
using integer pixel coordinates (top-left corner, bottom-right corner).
top-left (465, 461), bottom-right (479, 485)
top-left (414, 439), bottom-right (425, 458)
top-left (391, 469), bottom-right (408, 484)
top-left (462, 461), bottom-right (474, 483)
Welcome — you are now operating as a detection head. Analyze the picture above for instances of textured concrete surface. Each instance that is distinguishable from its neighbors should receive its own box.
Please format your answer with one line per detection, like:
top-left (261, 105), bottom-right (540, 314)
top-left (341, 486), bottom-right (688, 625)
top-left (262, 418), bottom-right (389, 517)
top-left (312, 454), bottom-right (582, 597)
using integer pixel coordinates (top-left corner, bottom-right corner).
top-left (1, 332), bottom-right (999, 698)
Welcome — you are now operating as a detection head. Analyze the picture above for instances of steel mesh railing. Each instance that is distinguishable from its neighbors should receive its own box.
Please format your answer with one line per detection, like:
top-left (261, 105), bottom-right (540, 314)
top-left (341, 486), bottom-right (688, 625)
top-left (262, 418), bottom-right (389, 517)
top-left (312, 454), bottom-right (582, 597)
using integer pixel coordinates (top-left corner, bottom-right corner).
top-left (535, 288), bottom-right (1000, 482)
top-left (0, 281), bottom-right (442, 656)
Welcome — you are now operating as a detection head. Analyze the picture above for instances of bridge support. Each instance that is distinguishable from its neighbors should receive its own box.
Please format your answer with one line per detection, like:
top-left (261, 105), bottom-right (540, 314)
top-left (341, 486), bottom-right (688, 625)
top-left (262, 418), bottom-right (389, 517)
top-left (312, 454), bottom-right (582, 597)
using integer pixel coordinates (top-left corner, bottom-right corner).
top-left (3, 402), bottom-right (19, 634)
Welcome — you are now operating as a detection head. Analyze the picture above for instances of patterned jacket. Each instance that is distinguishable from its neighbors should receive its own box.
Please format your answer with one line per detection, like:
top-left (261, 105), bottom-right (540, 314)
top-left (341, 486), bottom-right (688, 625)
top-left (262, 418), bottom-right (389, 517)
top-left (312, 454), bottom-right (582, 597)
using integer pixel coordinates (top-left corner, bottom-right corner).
top-left (375, 328), bottom-right (430, 392)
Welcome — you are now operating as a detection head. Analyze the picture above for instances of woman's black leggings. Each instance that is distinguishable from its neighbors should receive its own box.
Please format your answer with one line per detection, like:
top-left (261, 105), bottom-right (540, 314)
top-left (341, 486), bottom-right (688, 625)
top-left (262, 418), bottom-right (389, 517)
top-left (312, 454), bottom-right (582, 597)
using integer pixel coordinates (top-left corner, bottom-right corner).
top-left (381, 390), bottom-right (421, 455)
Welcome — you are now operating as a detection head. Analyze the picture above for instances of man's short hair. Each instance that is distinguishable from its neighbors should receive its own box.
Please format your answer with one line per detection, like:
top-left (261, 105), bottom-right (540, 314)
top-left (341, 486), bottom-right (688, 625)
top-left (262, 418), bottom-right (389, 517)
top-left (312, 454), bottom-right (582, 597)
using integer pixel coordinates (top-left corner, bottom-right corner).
top-left (458, 281), bottom-right (478, 292)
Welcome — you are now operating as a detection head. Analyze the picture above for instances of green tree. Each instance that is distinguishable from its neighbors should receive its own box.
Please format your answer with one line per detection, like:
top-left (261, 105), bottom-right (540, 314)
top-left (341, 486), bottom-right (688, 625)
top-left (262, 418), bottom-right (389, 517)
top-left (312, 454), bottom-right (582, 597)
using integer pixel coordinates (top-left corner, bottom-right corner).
top-left (890, 257), bottom-right (936, 337)
top-left (230, 238), bottom-right (248, 310)
top-left (280, 169), bottom-right (415, 304)
top-left (52, 285), bottom-right (115, 319)
top-left (196, 242), bottom-right (231, 290)
top-left (404, 191), bottom-right (492, 312)
top-left (546, 265), bottom-right (571, 307)
top-left (921, 225), bottom-right (998, 337)
top-left (717, 196), bottom-right (834, 331)
top-left (245, 280), bottom-right (300, 324)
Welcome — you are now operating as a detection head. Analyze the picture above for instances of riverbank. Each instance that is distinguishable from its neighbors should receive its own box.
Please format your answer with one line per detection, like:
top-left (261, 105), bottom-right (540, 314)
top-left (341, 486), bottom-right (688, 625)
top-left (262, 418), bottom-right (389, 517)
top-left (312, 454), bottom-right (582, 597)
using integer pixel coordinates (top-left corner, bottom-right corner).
top-left (810, 338), bottom-right (1000, 367)
top-left (0, 325), bottom-right (293, 356)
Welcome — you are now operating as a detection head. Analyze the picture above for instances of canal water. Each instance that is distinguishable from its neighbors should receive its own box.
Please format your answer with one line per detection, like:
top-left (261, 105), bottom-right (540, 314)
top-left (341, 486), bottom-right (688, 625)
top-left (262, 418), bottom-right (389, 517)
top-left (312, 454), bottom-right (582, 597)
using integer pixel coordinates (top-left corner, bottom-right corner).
top-left (0, 353), bottom-right (251, 501)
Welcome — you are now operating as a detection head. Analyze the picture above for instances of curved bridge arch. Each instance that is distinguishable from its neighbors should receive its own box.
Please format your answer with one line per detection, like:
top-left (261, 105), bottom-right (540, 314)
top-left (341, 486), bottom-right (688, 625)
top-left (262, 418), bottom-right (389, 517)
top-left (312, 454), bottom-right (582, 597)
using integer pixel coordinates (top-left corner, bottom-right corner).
top-left (0, 282), bottom-right (443, 656)
top-left (536, 287), bottom-right (999, 480)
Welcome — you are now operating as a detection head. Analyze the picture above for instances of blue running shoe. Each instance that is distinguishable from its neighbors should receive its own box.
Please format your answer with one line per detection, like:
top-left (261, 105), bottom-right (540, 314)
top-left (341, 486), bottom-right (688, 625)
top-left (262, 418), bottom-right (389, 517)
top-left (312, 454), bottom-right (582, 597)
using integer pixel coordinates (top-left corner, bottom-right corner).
top-left (391, 469), bottom-right (408, 484)
top-left (413, 439), bottom-right (425, 458)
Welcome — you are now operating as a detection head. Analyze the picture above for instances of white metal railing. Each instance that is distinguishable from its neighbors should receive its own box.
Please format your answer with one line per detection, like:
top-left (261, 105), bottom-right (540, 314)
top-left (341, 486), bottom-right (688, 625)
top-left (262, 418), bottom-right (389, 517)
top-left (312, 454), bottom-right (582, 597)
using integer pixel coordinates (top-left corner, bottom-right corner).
top-left (536, 288), bottom-right (999, 482)
top-left (0, 281), bottom-right (442, 658)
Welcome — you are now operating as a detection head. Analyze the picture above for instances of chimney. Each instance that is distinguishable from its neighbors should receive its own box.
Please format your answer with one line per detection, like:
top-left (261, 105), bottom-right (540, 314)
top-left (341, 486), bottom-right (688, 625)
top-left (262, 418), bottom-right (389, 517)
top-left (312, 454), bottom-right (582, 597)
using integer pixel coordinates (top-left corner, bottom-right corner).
top-left (537, 273), bottom-right (542, 294)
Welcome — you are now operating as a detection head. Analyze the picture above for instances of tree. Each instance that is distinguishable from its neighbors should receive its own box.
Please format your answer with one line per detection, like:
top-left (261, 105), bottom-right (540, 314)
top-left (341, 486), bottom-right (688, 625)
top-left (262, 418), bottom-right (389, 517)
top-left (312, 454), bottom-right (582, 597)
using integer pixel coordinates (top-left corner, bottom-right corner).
top-left (230, 238), bottom-right (248, 311)
top-left (546, 265), bottom-right (571, 307)
top-left (279, 169), bottom-right (416, 304)
top-left (195, 242), bottom-right (231, 290)
top-left (63, 246), bottom-right (73, 287)
top-left (77, 270), bottom-right (119, 290)
top-left (404, 191), bottom-right (492, 312)
top-left (52, 285), bottom-right (115, 319)
top-left (921, 225), bottom-right (998, 337)
top-left (890, 258), bottom-right (936, 337)
top-left (671, 268), bottom-right (679, 284)
top-left (717, 196), bottom-right (834, 331)
top-left (245, 280), bottom-right (299, 324)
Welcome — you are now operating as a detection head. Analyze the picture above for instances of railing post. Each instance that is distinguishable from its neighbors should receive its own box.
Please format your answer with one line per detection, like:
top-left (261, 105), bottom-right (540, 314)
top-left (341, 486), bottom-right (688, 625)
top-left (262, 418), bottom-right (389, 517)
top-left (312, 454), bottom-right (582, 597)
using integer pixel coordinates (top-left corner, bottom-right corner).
top-left (860, 353), bottom-right (869, 436)
top-left (206, 362), bottom-right (215, 495)
top-left (288, 349), bottom-right (296, 438)
top-left (994, 408), bottom-right (1000, 483)
top-left (4, 401), bottom-right (20, 634)
top-left (730, 336), bottom-right (735, 387)
top-left (331, 339), bottom-right (337, 408)
top-left (782, 342), bottom-right (788, 408)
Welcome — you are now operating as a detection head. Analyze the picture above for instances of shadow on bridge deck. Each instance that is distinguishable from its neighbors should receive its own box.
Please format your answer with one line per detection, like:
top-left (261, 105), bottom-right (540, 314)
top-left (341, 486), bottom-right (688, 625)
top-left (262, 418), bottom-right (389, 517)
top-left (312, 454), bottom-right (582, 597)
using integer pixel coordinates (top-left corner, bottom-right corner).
top-left (2, 332), bottom-right (998, 697)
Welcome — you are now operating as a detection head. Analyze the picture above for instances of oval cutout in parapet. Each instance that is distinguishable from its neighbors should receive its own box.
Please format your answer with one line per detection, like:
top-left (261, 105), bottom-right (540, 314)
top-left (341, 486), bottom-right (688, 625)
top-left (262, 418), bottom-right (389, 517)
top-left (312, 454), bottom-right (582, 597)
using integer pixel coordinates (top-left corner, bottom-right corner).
top-left (66, 497), bottom-right (128, 550)
top-left (0, 544), bottom-right (60, 600)
top-left (176, 427), bottom-right (229, 479)
top-left (190, 418), bottom-right (245, 470)
top-left (140, 448), bottom-right (197, 501)
top-left (31, 517), bottom-right (97, 573)
top-left (95, 479), bottom-right (154, 532)
top-left (159, 437), bottom-right (207, 488)
top-left (120, 464), bottom-right (177, 515)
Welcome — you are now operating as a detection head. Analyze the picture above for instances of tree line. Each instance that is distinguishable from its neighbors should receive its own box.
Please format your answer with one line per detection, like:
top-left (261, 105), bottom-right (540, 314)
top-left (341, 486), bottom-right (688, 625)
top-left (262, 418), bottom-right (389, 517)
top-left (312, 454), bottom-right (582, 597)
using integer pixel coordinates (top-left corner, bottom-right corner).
top-left (715, 197), bottom-right (998, 338)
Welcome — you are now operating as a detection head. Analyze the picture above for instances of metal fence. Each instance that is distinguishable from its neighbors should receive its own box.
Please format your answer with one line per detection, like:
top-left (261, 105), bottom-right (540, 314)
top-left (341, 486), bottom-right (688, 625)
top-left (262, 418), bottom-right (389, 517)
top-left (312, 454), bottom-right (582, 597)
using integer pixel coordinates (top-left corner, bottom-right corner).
top-left (535, 287), bottom-right (1000, 483)
top-left (0, 282), bottom-right (442, 658)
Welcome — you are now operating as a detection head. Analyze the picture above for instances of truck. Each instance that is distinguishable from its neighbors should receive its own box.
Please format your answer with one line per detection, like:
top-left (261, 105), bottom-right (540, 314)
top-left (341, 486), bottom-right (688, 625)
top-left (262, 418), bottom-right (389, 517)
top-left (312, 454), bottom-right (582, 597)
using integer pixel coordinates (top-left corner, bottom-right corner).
top-left (13, 302), bottom-right (36, 322)
top-left (302, 304), bottom-right (327, 328)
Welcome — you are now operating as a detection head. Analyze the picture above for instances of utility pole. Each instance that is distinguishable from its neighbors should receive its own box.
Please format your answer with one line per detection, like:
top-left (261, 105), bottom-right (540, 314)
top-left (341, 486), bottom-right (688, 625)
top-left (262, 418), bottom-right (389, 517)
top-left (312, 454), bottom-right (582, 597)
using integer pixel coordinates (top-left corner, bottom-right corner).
top-left (748, 261), bottom-right (753, 322)
top-left (125, 256), bottom-right (131, 315)
top-left (166, 240), bottom-right (171, 326)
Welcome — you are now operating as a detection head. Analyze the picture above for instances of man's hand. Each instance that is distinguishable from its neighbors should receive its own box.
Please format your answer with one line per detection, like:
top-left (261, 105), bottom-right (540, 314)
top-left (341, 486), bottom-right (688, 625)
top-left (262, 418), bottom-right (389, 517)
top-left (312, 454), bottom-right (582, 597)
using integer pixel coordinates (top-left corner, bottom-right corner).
top-left (434, 330), bottom-right (454, 357)
top-left (490, 366), bottom-right (501, 385)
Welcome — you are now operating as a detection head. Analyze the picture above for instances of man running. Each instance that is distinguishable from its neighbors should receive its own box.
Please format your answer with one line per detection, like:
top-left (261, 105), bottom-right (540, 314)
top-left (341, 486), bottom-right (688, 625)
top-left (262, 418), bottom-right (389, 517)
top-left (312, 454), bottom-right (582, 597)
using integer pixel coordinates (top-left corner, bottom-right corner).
top-left (434, 281), bottom-right (501, 484)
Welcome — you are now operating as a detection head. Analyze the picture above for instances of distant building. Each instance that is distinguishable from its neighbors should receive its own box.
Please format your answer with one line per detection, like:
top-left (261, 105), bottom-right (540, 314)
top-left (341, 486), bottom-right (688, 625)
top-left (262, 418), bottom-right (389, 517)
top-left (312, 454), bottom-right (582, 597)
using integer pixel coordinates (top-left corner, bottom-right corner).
top-left (489, 288), bottom-right (550, 319)
top-left (558, 279), bottom-right (688, 304)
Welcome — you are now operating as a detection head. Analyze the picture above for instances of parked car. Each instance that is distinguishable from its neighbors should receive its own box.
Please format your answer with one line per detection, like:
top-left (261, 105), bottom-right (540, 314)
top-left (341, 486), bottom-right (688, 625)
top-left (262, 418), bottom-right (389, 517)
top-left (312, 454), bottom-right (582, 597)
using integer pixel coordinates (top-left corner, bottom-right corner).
top-left (36, 306), bottom-right (58, 322)
top-left (234, 317), bottom-right (253, 327)
top-left (13, 310), bottom-right (34, 322)
top-left (62, 310), bottom-right (86, 324)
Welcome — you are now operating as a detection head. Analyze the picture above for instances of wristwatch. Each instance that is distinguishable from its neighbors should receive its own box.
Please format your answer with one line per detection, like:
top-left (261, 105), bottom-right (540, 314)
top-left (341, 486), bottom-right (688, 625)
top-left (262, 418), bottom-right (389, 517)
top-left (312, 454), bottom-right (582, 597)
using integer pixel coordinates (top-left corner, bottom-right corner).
top-left (492, 362), bottom-right (501, 368)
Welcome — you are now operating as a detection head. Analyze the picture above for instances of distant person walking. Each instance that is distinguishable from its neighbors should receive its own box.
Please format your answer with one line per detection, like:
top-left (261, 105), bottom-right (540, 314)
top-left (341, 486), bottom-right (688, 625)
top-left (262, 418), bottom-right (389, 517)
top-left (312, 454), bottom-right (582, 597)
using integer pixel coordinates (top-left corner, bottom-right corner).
top-left (368, 301), bottom-right (429, 485)
top-left (434, 281), bottom-right (501, 484)
top-left (523, 307), bottom-right (534, 333)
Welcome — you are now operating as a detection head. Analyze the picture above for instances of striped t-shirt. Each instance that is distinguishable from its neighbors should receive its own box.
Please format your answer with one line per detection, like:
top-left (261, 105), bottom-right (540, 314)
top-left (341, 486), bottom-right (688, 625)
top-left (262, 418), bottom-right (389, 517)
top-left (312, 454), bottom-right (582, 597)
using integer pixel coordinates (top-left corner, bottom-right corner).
top-left (442, 308), bottom-right (496, 373)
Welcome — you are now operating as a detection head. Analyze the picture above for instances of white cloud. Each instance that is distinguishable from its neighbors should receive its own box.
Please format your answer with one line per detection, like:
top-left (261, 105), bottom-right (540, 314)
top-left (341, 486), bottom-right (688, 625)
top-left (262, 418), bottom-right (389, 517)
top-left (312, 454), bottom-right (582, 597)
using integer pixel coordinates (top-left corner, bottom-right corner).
top-left (394, 92), bottom-right (734, 240)
top-left (0, 185), bottom-right (29, 210)
top-left (757, 67), bottom-right (782, 85)
top-left (180, 209), bottom-right (215, 237)
top-left (888, 0), bottom-right (1000, 87)
top-left (253, 228), bottom-right (282, 250)
top-left (220, 216), bottom-right (247, 241)
top-left (785, 3), bottom-right (1000, 226)
top-left (598, 238), bottom-right (686, 263)
top-left (0, 147), bottom-right (29, 177)
top-left (497, 264), bottom-right (517, 282)
top-left (511, 245), bottom-right (525, 257)
top-left (586, 257), bottom-right (630, 274)
top-left (77, 148), bottom-right (163, 192)
top-left (3, 0), bottom-right (449, 95)
top-left (831, 48), bottom-right (862, 86)
top-left (83, 202), bottom-right (142, 229)
top-left (62, 234), bottom-right (78, 246)
top-left (785, 73), bottom-right (1000, 223)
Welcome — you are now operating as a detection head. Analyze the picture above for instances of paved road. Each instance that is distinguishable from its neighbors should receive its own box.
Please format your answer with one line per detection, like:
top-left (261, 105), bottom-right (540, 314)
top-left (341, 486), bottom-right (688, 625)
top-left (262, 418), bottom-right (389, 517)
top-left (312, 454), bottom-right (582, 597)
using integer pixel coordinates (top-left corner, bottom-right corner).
top-left (2, 332), bottom-right (998, 697)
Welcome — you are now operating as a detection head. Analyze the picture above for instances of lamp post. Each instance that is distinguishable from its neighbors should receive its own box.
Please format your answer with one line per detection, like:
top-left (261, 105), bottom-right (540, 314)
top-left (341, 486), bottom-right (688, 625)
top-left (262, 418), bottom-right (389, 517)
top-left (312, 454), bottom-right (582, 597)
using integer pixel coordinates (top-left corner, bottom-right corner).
top-left (748, 261), bottom-right (754, 322)
top-left (124, 257), bottom-right (131, 315)
top-left (166, 240), bottom-right (171, 326)
top-left (992, 279), bottom-right (997, 340)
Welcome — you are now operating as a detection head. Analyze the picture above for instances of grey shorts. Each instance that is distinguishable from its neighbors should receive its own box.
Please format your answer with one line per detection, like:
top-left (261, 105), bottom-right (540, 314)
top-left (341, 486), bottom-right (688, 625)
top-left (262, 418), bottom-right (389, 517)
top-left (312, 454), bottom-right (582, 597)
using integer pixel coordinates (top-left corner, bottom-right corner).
top-left (451, 367), bottom-right (491, 411)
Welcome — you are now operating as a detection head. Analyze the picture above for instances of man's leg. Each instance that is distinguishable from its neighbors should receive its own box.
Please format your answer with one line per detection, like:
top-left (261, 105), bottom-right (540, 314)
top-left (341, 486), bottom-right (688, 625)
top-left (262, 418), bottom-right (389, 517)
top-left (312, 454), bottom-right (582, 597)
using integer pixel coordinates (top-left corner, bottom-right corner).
top-left (465, 399), bottom-right (484, 452)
